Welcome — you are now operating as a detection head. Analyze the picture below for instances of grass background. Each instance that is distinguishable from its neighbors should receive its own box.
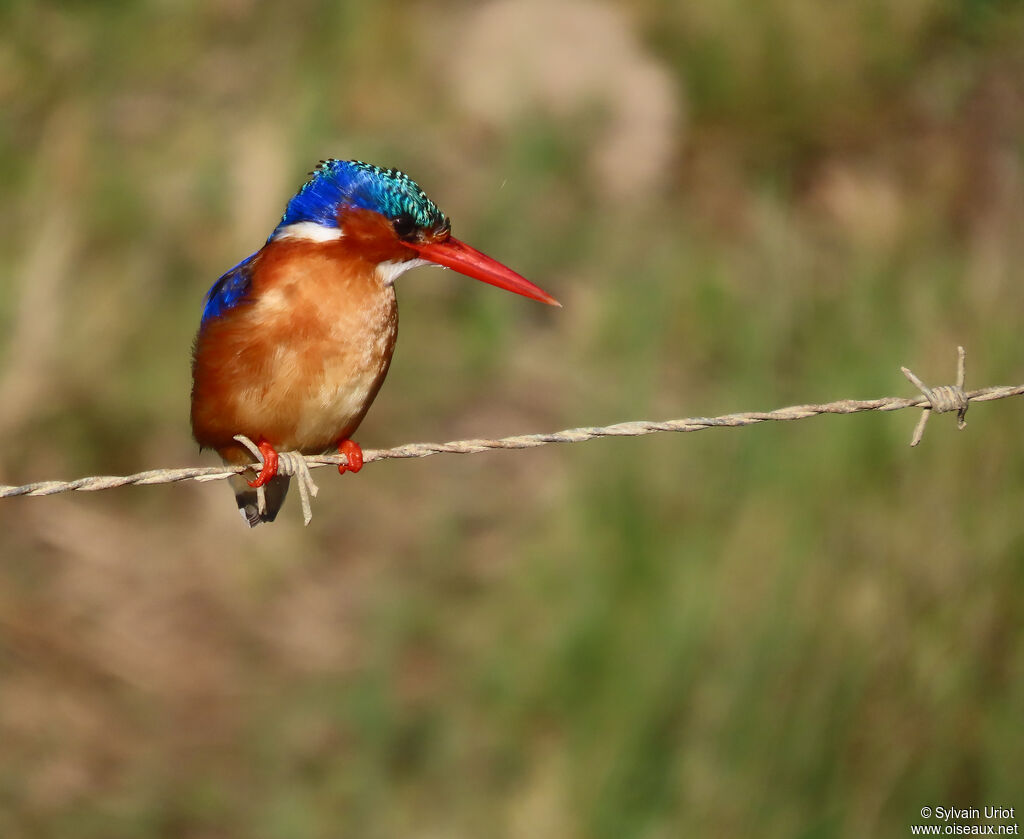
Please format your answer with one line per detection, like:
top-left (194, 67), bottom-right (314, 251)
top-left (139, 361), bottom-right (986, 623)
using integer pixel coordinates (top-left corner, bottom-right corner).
top-left (1, 1), bottom-right (1023, 836)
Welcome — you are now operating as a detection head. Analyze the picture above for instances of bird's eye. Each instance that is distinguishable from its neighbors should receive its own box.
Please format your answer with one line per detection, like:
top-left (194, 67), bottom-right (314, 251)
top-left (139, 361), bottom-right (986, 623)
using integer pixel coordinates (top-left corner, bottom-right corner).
top-left (392, 214), bottom-right (417, 240)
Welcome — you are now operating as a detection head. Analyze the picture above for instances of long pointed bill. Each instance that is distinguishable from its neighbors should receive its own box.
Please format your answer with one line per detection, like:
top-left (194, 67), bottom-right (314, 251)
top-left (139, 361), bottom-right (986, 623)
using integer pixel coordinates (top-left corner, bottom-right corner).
top-left (411, 237), bottom-right (561, 307)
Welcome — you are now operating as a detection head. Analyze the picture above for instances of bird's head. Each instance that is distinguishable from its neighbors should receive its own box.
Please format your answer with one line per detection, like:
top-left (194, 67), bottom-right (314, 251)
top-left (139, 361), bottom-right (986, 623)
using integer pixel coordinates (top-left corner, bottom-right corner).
top-left (271, 160), bottom-right (559, 306)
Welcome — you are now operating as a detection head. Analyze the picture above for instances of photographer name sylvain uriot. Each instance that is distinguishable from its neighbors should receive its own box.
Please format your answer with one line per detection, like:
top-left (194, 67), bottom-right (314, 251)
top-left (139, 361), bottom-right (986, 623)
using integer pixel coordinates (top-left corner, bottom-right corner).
top-left (934, 808), bottom-right (1016, 822)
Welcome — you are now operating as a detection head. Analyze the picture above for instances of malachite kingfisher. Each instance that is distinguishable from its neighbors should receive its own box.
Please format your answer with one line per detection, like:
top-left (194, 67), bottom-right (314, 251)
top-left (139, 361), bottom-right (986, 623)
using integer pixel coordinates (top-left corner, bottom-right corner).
top-left (191, 159), bottom-right (559, 526)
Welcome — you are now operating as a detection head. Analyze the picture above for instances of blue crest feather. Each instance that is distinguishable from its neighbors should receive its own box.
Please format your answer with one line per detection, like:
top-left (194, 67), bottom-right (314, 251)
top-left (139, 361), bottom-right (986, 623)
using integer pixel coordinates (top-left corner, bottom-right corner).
top-left (274, 160), bottom-right (447, 235)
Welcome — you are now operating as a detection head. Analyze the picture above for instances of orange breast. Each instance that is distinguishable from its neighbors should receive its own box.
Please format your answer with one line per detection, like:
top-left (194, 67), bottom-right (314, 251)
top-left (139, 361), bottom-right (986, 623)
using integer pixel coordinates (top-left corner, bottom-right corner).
top-left (191, 239), bottom-right (399, 463)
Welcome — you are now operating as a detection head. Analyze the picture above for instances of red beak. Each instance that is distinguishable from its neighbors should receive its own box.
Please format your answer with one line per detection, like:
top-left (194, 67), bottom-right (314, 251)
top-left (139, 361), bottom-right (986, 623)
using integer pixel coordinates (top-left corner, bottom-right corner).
top-left (412, 237), bottom-right (561, 307)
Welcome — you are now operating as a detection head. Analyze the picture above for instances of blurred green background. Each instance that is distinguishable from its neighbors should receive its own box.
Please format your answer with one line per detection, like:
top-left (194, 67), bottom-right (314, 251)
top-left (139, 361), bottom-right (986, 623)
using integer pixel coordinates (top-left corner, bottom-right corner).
top-left (1, 1), bottom-right (1023, 836)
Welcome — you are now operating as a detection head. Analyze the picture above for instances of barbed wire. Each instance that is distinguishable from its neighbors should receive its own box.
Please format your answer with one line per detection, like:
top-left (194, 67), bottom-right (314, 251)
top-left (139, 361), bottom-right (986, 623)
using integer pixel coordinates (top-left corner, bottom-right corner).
top-left (2, 348), bottom-right (1021, 523)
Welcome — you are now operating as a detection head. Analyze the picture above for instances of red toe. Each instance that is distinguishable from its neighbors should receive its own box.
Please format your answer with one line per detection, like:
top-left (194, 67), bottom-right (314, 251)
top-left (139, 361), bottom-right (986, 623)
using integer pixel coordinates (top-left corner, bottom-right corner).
top-left (247, 438), bottom-right (280, 487)
top-left (338, 439), bottom-right (363, 475)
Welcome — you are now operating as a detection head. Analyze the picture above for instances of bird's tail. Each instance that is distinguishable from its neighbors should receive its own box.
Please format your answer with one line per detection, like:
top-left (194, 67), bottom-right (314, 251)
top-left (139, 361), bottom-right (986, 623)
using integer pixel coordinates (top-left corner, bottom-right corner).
top-left (229, 473), bottom-right (290, 527)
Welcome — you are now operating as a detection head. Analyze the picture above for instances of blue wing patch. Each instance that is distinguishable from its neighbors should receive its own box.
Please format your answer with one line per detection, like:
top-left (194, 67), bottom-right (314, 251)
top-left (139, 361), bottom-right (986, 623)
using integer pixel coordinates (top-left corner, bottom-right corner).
top-left (201, 252), bottom-right (258, 325)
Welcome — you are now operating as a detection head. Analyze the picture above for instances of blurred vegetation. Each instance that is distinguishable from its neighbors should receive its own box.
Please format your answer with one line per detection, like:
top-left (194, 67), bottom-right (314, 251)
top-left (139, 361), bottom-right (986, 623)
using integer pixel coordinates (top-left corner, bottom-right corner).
top-left (1, 1), bottom-right (1023, 837)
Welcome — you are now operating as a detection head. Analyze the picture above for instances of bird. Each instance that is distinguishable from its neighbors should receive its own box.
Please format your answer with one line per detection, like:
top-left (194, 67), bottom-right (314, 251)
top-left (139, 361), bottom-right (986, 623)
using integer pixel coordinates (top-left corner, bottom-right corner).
top-left (191, 159), bottom-right (559, 526)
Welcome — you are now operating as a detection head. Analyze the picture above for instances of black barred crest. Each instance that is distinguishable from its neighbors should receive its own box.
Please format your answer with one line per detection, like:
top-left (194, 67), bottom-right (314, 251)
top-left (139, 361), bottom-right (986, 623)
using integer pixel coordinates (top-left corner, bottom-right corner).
top-left (276, 159), bottom-right (450, 236)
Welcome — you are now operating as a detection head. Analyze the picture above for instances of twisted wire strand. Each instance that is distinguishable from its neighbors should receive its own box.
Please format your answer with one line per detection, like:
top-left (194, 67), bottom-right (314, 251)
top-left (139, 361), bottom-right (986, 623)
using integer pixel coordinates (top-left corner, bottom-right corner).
top-left (2, 377), bottom-right (1021, 500)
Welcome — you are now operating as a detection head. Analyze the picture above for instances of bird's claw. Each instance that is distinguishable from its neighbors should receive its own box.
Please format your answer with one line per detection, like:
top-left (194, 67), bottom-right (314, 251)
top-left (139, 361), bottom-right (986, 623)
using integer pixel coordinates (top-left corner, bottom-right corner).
top-left (247, 438), bottom-right (280, 487)
top-left (338, 439), bottom-right (363, 475)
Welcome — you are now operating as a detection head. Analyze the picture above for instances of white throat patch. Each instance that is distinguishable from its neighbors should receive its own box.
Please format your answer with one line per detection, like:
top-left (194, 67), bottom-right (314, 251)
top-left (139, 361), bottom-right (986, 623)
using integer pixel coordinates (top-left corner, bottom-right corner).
top-left (376, 258), bottom-right (433, 287)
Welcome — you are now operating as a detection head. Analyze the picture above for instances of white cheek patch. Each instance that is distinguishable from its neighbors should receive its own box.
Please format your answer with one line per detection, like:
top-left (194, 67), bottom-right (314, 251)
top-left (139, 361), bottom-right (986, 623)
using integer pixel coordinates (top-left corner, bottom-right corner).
top-left (375, 257), bottom-right (433, 286)
top-left (273, 222), bottom-right (345, 243)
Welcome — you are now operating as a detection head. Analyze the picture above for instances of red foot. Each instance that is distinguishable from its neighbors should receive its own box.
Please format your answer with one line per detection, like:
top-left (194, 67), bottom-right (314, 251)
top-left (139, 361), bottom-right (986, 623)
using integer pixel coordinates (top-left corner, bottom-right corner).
top-left (247, 438), bottom-right (280, 488)
top-left (338, 439), bottom-right (363, 475)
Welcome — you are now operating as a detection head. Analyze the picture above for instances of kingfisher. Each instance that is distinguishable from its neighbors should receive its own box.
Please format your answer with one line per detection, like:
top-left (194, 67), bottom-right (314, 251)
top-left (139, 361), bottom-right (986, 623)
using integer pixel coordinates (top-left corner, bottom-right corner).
top-left (191, 159), bottom-right (559, 526)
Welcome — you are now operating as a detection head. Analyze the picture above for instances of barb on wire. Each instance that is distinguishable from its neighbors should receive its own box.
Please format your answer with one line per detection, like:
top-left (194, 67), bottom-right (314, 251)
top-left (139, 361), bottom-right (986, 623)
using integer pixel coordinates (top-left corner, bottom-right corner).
top-left (1, 347), bottom-right (1022, 519)
top-left (902, 345), bottom-right (969, 447)
top-left (233, 433), bottom-right (320, 526)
